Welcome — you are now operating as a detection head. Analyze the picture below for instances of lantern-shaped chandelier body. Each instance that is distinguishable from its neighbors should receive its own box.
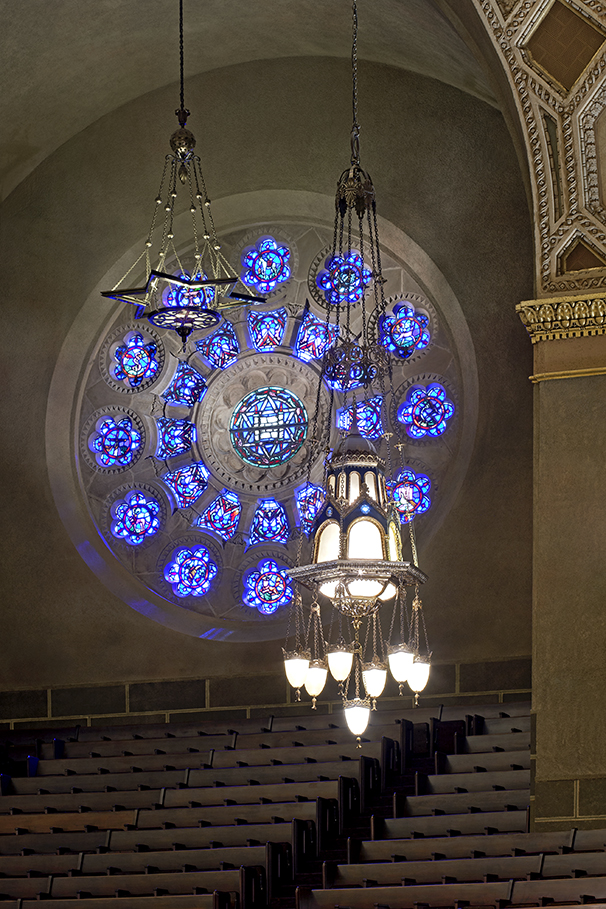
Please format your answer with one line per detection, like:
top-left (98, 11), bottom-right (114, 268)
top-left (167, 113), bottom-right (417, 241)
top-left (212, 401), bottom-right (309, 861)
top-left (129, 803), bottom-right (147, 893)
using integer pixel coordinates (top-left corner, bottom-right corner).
top-left (289, 434), bottom-right (425, 612)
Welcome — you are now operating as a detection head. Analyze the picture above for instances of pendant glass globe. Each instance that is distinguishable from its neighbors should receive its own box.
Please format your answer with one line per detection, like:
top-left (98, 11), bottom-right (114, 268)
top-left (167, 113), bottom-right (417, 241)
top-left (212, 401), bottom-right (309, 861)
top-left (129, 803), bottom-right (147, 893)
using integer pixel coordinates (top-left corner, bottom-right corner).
top-left (362, 662), bottom-right (387, 697)
top-left (283, 651), bottom-right (310, 689)
top-left (327, 647), bottom-right (354, 682)
top-left (387, 643), bottom-right (414, 683)
top-left (344, 697), bottom-right (371, 735)
top-left (304, 660), bottom-right (328, 697)
top-left (408, 657), bottom-right (430, 692)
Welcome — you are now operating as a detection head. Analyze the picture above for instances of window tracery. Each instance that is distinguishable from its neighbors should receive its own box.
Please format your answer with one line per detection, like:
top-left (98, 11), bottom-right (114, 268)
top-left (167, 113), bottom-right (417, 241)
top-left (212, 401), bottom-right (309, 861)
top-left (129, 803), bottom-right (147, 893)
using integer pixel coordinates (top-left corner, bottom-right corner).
top-left (196, 321), bottom-right (239, 369)
top-left (194, 489), bottom-right (242, 541)
top-left (111, 491), bottom-right (161, 545)
top-left (162, 462), bottom-right (210, 508)
top-left (88, 416), bottom-right (143, 469)
top-left (243, 558), bottom-right (293, 614)
top-left (316, 251), bottom-right (371, 306)
top-left (156, 419), bottom-right (196, 459)
top-left (112, 333), bottom-right (160, 388)
top-left (164, 545), bottom-right (218, 597)
top-left (249, 498), bottom-right (290, 545)
top-left (337, 395), bottom-right (384, 439)
top-left (162, 363), bottom-right (207, 406)
top-left (241, 237), bottom-right (291, 294)
top-left (379, 302), bottom-right (430, 359)
top-left (294, 310), bottom-right (338, 362)
top-left (397, 383), bottom-right (454, 438)
top-left (248, 308), bottom-right (287, 352)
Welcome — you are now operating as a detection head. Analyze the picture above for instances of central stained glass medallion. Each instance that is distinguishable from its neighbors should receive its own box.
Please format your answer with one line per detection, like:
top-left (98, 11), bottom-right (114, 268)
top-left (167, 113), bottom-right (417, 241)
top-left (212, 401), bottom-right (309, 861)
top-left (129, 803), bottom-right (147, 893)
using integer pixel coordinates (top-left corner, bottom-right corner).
top-left (229, 386), bottom-right (308, 468)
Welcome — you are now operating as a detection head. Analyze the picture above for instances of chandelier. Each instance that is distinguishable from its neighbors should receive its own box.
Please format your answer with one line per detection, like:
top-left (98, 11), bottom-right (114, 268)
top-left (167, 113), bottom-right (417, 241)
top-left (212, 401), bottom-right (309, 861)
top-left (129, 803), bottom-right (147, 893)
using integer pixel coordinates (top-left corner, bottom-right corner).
top-left (284, 0), bottom-right (432, 738)
top-left (100, 0), bottom-right (264, 346)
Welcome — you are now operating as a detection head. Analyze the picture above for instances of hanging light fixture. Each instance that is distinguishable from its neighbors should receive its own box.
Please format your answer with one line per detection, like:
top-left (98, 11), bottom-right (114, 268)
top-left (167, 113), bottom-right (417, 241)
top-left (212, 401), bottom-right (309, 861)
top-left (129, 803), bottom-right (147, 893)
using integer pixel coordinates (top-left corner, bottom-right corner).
top-left (100, 0), bottom-right (264, 346)
top-left (284, 0), bottom-right (432, 736)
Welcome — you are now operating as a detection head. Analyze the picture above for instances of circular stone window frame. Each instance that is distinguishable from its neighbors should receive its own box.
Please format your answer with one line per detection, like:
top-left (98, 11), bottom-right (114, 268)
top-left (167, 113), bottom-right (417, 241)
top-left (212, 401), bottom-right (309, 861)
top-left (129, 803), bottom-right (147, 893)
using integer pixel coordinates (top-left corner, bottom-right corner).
top-left (46, 190), bottom-right (478, 643)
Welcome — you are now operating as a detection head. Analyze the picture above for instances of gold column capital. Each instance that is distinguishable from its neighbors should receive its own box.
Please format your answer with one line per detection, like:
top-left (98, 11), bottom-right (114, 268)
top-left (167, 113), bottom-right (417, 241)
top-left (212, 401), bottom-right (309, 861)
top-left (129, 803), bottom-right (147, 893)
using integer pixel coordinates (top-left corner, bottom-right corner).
top-left (516, 294), bottom-right (606, 344)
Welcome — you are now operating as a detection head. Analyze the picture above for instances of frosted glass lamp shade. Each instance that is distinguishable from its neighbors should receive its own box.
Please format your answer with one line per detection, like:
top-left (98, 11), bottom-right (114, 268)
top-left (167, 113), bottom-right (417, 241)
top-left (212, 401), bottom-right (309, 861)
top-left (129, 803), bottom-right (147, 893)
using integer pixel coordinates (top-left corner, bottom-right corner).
top-left (327, 647), bottom-right (354, 681)
top-left (344, 697), bottom-right (371, 735)
top-left (304, 660), bottom-right (328, 697)
top-left (408, 658), bottom-right (430, 692)
top-left (362, 662), bottom-right (387, 697)
top-left (283, 650), bottom-right (310, 689)
top-left (388, 644), bottom-right (414, 683)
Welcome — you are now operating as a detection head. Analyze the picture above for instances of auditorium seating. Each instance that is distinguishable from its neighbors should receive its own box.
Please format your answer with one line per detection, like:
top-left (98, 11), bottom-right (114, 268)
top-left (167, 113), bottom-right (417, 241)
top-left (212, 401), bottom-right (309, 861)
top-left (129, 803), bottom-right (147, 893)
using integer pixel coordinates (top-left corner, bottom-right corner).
top-left (0, 699), bottom-right (605, 909)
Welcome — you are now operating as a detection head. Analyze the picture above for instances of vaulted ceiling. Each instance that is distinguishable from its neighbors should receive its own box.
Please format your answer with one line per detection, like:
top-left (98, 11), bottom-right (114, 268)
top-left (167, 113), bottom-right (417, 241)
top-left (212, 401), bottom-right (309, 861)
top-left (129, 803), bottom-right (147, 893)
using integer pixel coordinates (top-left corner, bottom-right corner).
top-left (1, 0), bottom-right (496, 201)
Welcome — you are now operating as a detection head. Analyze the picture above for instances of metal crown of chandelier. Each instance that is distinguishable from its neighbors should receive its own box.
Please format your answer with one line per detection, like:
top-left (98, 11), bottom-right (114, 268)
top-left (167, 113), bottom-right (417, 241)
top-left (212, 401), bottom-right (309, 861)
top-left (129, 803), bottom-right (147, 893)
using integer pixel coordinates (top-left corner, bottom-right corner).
top-left (283, 0), bottom-right (432, 738)
top-left (101, 0), bottom-right (265, 347)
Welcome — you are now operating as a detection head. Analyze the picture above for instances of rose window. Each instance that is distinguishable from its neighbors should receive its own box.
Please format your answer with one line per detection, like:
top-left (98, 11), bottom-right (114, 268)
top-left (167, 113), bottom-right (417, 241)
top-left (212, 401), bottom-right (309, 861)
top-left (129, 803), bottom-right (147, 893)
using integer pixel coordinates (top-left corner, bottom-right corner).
top-left (229, 387), bottom-right (308, 469)
top-left (55, 218), bottom-right (474, 642)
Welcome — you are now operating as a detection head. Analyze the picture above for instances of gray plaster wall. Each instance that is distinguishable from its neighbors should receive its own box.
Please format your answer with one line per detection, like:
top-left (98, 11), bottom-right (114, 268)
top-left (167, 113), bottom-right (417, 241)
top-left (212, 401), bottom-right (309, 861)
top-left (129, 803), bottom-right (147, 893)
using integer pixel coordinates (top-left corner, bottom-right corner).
top-left (0, 57), bottom-right (533, 691)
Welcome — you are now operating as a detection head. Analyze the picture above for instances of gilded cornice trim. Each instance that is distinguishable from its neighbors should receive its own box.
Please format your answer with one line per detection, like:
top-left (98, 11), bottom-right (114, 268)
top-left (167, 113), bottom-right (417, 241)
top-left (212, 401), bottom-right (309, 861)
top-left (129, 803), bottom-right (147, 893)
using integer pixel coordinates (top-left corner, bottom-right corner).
top-left (516, 293), bottom-right (606, 342)
top-left (530, 366), bottom-right (606, 383)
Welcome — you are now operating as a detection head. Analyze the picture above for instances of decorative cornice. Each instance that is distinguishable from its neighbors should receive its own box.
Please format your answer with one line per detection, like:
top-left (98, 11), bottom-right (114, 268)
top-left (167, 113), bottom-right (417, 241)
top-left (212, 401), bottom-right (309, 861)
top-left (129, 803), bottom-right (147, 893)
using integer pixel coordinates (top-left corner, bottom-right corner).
top-left (530, 365), bottom-right (606, 383)
top-left (516, 293), bottom-right (606, 341)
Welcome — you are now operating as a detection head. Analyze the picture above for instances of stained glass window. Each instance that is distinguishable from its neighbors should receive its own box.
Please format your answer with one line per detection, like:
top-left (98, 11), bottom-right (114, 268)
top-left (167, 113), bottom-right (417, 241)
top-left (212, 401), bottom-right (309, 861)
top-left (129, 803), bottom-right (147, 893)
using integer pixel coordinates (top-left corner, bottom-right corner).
top-left (164, 546), bottom-right (218, 597)
top-left (156, 419), bottom-right (196, 459)
top-left (194, 489), bottom-right (242, 541)
top-left (162, 461), bottom-right (210, 508)
top-left (113, 333), bottom-right (160, 388)
top-left (230, 387), bottom-right (308, 468)
top-left (248, 308), bottom-right (287, 352)
top-left (162, 270), bottom-right (216, 309)
top-left (316, 251), bottom-right (372, 307)
top-left (243, 558), bottom-right (293, 614)
top-left (294, 310), bottom-right (338, 362)
top-left (111, 491), bottom-right (161, 545)
top-left (295, 483), bottom-right (325, 535)
top-left (241, 237), bottom-right (291, 294)
top-left (162, 363), bottom-right (207, 407)
top-left (196, 321), bottom-right (239, 370)
top-left (379, 302), bottom-right (430, 359)
top-left (389, 469), bottom-right (431, 524)
top-left (337, 395), bottom-right (384, 439)
top-left (397, 383), bottom-right (455, 438)
top-left (88, 416), bottom-right (143, 469)
top-left (249, 498), bottom-right (290, 545)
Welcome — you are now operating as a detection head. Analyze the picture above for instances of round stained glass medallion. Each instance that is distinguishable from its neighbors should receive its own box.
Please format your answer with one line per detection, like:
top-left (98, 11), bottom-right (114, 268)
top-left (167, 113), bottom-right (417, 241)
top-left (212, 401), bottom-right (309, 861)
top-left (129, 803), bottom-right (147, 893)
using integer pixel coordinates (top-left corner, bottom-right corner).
top-left (229, 386), bottom-right (308, 469)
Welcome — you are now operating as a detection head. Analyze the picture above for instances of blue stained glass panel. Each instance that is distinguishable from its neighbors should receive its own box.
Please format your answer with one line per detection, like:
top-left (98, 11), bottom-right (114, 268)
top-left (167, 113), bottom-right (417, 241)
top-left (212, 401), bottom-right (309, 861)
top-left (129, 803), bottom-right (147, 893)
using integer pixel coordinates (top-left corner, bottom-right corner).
top-left (248, 308), bottom-right (287, 352)
top-left (196, 321), bottom-right (240, 369)
top-left (379, 302), bottom-right (430, 359)
top-left (164, 546), bottom-right (218, 597)
top-left (230, 387), bottom-right (308, 469)
top-left (156, 419), bottom-right (196, 459)
top-left (389, 468), bottom-right (432, 524)
top-left (113, 333), bottom-right (160, 388)
top-left (162, 363), bottom-right (207, 407)
top-left (294, 310), bottom-right (338, 363)
top-left (316, 251), bottom-right (372, 307)
top-left (249, 498), bottom-right (290, 545)
top-left (243, 558), bottom-right (293, 614)
top-left (194, 490), bottom-right (242, 541)
top-left (295, 483), bottom-right (325, 535)
top-left (111, 491), bottom-right (161, 545)
top-left (162, 461), bottom-right (210, 507)
top-left (241, 237), bottom-right (291, 294)
top-left (162, 270), bottom-right (216, 309)
top-left (89, 416), bottom-right (143, 469)
top-left (397, 383), bottom-right (455, 439)
top-left (337, 396), bottom-right (384, 439)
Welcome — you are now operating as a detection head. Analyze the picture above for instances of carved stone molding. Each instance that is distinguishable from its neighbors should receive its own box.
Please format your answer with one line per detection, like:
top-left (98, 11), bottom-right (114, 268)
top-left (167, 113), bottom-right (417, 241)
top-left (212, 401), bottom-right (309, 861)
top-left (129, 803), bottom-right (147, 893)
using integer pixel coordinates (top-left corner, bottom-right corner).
top-left (472, 0), bottom-right (606, 293)
top-left (516, 292), bottom-right (606, 341)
